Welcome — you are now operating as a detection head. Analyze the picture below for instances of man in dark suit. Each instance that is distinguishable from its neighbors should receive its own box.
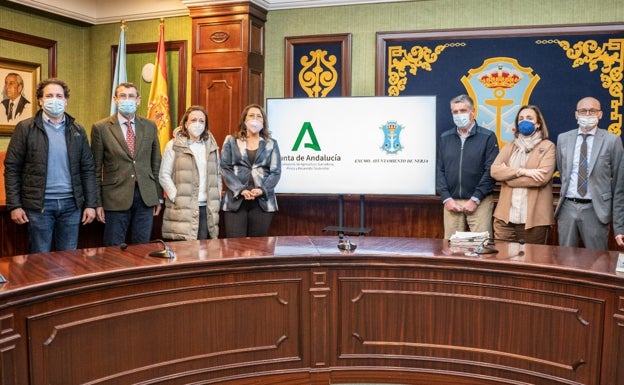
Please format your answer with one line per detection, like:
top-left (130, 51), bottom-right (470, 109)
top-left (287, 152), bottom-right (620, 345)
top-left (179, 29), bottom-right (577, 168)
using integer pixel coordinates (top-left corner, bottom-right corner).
top-left (555, 96), bottom-right (623, 250)
top-left (91, 82), bottom-right (162, 246)
top-left (2, 73), bottom-right (31, 122)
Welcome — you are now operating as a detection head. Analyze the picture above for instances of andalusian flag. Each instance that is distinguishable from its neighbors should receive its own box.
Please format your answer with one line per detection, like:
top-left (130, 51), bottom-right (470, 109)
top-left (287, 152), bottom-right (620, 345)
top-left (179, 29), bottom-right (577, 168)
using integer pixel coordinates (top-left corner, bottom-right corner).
top-left (147, 19), bottom-right (172, 154)
top-left (110, 21), bottom-right (127, 115)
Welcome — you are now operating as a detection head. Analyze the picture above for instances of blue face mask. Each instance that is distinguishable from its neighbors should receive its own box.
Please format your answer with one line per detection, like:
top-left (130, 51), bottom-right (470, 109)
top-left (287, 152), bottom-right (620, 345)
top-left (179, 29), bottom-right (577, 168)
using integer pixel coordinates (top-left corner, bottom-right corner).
top-left (43, 98), bottom-right (65, 118)
top-left (118, 99), bottom-right (137, 115)
top-left (517, 120), bottom-right (536, 136)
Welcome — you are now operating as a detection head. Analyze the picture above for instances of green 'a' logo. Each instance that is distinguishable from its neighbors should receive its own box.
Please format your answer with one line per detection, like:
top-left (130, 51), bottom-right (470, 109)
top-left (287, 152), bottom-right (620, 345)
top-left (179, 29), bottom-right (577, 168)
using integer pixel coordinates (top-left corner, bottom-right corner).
top-left (291, 121), bottom-right (321, 151)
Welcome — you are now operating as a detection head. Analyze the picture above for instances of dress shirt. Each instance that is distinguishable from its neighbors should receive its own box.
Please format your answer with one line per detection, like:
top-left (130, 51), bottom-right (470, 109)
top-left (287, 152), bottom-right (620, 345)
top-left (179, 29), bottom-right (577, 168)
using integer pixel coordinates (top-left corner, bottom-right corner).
top-left (566, 128), bottom-right (595, 199)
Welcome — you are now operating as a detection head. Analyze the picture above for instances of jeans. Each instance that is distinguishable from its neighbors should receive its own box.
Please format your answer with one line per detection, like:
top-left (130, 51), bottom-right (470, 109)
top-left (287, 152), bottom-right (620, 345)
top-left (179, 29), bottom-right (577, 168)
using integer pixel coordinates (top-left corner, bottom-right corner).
top-left (102, 186), bottom-right (154, 246)
top-left (25, 197), bottom-right (81, 253)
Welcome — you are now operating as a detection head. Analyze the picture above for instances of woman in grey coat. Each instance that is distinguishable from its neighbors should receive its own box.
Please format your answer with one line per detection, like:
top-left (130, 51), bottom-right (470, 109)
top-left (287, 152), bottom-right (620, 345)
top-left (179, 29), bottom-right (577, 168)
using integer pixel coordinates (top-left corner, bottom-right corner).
top-left (221, 104), bottom-right (281, 237)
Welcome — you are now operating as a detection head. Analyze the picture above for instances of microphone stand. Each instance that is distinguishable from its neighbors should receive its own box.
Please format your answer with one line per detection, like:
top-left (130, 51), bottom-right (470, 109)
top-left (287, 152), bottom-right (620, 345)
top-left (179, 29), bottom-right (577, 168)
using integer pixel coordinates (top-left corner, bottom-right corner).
top-left (474, 238), bottom-right (526, 255)
top-left (337, 234), bottom-right (357, 251)
top-left (148, 239), bottom-right (176, 259)
top-left (474, 238), bottom-right (499, 254)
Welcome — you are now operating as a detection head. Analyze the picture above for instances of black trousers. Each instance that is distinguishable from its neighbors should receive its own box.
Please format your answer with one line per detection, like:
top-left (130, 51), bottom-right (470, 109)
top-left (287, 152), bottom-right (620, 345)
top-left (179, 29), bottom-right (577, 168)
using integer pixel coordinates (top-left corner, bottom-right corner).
top-left (224, 199), bottom-right (273, 238)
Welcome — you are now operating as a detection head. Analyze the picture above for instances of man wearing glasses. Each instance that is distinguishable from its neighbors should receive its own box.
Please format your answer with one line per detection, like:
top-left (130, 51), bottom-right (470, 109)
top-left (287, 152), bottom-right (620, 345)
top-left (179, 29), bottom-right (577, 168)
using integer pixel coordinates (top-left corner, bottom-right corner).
top-left (554, 96), bottom-right (623, 249)
top-left (91, 82), bottom-right (162, 246)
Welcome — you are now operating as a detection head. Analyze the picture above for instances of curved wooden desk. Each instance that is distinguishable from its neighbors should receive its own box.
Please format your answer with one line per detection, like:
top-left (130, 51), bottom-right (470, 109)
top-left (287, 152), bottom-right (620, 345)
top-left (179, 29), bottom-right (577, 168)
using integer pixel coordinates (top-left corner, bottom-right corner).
top-left (0, 236), bottom-right (622, 385)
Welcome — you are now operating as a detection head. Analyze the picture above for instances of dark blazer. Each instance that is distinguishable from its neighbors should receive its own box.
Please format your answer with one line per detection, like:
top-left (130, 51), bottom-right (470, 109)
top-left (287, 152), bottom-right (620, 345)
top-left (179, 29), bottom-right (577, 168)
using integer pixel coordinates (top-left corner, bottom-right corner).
top-left (555, 127), bottom-right (623, 224)
top-left (91, 114), bottom-right (162, 211)
top-left (2, 97), bottom-right (30, 120)
top-left (221, 135), bottom-right (281, 212)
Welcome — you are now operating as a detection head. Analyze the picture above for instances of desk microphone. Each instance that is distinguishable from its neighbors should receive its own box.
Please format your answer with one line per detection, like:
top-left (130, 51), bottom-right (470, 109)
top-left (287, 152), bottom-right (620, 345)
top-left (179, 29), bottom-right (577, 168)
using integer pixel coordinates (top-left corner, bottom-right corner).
top-left (148, 239), bottom-right (175, 259)
top-left (337, 235), bottom-right (357, 251)
top-left (474, 238), bottom-right (525, 254)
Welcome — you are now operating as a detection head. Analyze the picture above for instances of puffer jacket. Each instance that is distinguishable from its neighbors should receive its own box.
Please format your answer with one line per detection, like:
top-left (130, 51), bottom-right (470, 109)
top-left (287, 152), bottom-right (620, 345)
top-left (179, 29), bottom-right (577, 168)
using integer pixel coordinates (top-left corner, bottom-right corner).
top-left (4, 109), bottom-right (97, 212)
top-left (159, 128), bottom-right (222, 240)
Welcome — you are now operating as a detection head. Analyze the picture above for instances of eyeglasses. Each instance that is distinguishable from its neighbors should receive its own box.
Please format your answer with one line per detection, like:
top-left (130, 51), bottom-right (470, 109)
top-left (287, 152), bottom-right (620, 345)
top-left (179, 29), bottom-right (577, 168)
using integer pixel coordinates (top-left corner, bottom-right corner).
top-left (576, 108), bottom-right (601, 115)
top-left (116, 93), bottom-right (138, 100)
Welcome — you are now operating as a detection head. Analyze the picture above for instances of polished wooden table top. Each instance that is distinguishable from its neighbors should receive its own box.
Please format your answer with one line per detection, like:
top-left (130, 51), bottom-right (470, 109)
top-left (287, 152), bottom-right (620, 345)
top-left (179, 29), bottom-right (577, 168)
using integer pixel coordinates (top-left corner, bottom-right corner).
top-left (0, 236), bottom-right (622, 296)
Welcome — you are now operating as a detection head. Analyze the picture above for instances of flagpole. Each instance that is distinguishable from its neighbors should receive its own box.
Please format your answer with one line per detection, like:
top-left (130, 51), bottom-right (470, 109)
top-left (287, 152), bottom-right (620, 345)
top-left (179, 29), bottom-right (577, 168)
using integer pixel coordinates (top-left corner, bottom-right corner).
top-left (110, 20), bottom-right (127, 115)
top-left (147, 18), bottom-right (172, 154)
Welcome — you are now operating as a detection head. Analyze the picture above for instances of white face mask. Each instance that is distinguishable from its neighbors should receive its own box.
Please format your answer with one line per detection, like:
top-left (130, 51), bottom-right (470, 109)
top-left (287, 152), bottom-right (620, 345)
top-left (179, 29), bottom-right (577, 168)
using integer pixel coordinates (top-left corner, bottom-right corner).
top-left (246, 119), bottom-right (263, 134)
top-left (452, 113), bottom-right (471, 128)
top-left (43, 98), bottom-right (65, 118)
top-left (577, 115), bottom-right (599, 131)
top-left (187, 122), bottom-right (205, 138)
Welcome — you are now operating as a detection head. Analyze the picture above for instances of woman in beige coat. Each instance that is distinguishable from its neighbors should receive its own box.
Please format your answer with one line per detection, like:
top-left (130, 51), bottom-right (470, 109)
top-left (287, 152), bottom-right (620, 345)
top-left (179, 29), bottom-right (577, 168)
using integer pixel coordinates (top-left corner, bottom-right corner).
top-left (159, 106), bottom-right (222, 240)
top-left (490, 105), bottom-right (555, 244)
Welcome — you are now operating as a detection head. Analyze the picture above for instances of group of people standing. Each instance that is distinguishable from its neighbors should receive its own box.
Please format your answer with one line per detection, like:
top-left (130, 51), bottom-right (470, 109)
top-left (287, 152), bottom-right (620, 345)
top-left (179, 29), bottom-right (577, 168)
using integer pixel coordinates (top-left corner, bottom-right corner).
top-left (4, 78), bottom-right (281, 254)
top-left (437, 94), bottom-right (624, 250)
top-left (5, 78), bottom-right (624, 254)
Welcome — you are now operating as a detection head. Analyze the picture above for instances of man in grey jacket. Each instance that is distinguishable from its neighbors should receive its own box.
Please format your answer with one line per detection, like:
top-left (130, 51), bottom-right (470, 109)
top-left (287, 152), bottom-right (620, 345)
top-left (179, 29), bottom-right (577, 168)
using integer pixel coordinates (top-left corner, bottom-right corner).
top-left (614, 156), bottom-right (624, 248)
top-left (555, 96), bottom-right (623, 250)
top-left (4, 78), bottom-right (97, 253)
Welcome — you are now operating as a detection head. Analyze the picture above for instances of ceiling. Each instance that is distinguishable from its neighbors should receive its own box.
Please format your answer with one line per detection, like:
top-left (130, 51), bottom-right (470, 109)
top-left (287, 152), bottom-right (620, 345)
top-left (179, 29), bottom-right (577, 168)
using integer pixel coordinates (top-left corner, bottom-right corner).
top-left (6, 0), bottom-right (414, 25)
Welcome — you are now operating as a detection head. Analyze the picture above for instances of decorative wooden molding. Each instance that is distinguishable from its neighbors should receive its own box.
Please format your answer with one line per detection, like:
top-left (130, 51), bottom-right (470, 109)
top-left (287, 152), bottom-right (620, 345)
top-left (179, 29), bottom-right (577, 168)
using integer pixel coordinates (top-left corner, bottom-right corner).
top-left (0, 27), bottom-right (57, 77)
top-left (285, 33), bottom-right (351, 98)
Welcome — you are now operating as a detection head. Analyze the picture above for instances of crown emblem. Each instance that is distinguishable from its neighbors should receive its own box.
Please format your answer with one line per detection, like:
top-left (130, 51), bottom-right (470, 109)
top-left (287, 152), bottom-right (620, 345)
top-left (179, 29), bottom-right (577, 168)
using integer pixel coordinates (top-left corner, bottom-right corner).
top-left (380, 120), bottom-right (404, 154)
top-left (479, 64), bottom-right (522, 89)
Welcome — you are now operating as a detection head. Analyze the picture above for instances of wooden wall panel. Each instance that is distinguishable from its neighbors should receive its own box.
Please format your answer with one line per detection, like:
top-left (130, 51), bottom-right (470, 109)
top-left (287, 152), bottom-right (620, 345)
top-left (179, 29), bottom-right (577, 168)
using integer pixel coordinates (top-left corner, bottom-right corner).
top-left (195, 20), bottom-right (244, 53)
top-left (190, 3), bottom-right (267, 149)
top-left (0, 193), bottom-right (618, 256)
top-left (27, 275), bottom-right (305, 385)
top-left (198, 69), bottom-right (240, 147)
top-left (337, 275), bottom-right (604, 384)
top-left (269, 195), bottom-right (446, 238)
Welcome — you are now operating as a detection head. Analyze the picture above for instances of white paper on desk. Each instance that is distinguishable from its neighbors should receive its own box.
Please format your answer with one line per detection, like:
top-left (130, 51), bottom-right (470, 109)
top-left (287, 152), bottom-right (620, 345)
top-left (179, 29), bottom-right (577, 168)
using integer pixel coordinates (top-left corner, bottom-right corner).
top-left (449, 231), bottom-right (490, 240)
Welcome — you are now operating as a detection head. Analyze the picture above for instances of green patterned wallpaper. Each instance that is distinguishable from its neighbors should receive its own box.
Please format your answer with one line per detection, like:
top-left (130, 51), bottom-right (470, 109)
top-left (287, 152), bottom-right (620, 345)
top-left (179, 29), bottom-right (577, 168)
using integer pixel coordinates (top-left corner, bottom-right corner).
top-left (0, 9), bottom-right (191, 150)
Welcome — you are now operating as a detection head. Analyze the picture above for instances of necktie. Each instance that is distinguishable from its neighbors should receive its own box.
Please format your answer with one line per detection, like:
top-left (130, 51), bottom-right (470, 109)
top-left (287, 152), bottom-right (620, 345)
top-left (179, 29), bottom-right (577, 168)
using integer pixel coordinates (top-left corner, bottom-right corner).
top-left (125, 121), bottom-right (135, 156)
top-left (577, 134), bottom-right (588, 197)
top-left (8, 101), bottom-right (13, 121)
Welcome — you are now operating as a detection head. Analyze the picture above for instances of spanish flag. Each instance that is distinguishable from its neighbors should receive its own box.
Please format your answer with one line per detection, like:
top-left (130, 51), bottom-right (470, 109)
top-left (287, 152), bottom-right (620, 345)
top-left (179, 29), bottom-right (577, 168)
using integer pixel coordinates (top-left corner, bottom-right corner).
top-left (147, 19), bottom-right (172, 154)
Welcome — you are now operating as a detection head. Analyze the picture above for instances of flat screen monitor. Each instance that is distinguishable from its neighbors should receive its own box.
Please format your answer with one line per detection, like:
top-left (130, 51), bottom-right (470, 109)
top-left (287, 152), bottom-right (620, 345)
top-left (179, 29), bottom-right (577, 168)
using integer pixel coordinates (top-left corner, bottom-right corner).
top-left (267, 96), bottom-right (436, 195)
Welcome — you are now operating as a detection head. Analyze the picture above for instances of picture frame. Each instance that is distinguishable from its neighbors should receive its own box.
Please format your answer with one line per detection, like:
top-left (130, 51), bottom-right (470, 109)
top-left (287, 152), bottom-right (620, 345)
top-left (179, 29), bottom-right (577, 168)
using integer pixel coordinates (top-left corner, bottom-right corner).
top-left (285, 33), bottom-right (352, 98)
top-left (0, 58), bottom-right (41, 135)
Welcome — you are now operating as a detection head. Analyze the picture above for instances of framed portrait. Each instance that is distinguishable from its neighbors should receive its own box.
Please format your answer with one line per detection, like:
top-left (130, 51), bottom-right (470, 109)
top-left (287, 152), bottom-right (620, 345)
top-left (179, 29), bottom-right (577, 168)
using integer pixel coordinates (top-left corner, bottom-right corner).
top-left (285, 33), bottom-right (352, 98)
top-left (0, 58), bottom-right (40, 135)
